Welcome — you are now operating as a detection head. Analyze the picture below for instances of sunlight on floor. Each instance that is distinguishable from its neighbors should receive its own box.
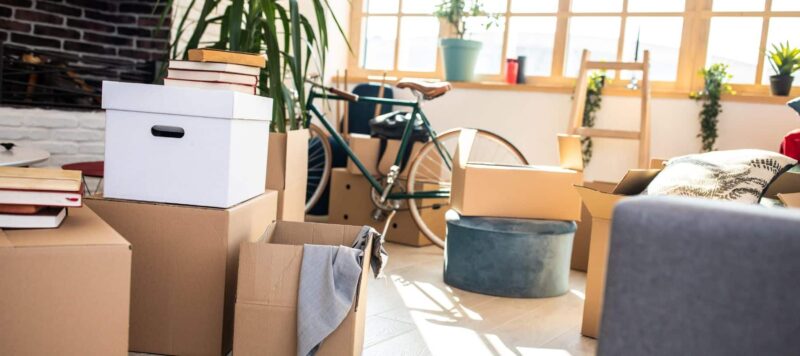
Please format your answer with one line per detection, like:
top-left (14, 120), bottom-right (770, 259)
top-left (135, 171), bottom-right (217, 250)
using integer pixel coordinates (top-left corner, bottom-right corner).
top-left (363, 243), bottom-right (597, 356)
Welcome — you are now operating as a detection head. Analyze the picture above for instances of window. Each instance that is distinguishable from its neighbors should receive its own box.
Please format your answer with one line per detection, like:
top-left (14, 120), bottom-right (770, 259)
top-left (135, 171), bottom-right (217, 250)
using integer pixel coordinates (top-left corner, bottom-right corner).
top-left (350, 0), bottom-right (800, 96)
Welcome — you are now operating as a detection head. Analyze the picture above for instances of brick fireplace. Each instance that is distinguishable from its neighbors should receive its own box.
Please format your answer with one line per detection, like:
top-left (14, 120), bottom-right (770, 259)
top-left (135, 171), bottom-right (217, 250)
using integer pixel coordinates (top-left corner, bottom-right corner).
top-left (0, 0), bottom-right (174, 166)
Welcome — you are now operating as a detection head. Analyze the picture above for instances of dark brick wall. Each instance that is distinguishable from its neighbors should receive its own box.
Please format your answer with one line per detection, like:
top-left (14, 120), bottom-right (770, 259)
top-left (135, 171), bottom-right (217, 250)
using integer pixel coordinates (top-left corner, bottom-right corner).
top-left (0, 0), bottom-right (171, 83)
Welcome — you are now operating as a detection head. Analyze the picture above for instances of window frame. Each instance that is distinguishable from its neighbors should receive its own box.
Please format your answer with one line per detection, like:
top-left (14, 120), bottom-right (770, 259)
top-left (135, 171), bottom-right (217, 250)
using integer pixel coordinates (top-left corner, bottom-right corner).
top-left (348, 0), bottom-right (800, 98)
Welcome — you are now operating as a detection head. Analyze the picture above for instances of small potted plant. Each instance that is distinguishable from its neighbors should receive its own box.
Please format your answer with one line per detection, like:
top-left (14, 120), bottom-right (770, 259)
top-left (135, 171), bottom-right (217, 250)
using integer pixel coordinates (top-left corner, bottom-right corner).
top-left (766, 41), bottom-right (800, 96)
top-left (434, 0), bottom-right (495, 82)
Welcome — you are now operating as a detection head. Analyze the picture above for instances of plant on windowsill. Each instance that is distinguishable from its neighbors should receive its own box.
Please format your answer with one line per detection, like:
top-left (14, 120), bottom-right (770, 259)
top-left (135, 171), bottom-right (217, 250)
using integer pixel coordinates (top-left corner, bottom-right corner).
top-left (766, 41), bottom-right (800, 97)
top-left (581, 71), bottom-right (607, 166)
top-left (690, 63), bottom-right (735, 152)
top-left (164, 0), bottom-right (348, 133)
top-left (434, 0), bottom-right (497, 82)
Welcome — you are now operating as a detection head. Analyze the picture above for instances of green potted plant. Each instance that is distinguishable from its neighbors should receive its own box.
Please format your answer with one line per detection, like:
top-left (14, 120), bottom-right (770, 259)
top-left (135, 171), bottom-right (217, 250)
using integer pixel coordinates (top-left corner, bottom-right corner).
top-left (166, 0), bottom-right (347, 220)
top-left (434, 0), bottom-right (495, 82)
top-left (690, 63), bottom-right (735, 152)
top-left (766, 41), bottom-right (800, 96)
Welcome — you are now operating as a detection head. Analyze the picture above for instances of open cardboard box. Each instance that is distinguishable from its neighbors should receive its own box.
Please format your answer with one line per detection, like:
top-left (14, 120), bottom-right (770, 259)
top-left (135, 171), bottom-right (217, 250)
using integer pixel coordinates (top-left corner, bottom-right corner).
top-left (450, 129), bottom-right (584, 221)
top-left (575, 166), bottom-right (800, 339)
top-left (233, 221), bottom-right (370, 355)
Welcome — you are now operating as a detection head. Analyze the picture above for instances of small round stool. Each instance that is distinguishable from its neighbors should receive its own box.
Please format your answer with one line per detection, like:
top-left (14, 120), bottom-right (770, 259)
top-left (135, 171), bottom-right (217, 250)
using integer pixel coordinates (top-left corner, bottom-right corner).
top-left (444, 210), bottom-right (577, 298)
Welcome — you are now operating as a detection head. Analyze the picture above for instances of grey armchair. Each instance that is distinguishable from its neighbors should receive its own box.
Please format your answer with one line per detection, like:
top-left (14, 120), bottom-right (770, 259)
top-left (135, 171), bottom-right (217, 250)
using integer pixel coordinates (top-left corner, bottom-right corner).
top-left (598, 196), bottom-right (800, 356)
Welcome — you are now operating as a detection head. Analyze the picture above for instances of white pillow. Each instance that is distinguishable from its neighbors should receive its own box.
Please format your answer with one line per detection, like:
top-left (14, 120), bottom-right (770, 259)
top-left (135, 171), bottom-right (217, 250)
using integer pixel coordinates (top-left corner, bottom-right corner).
top-left (644, 149), bottom-right (797, 204)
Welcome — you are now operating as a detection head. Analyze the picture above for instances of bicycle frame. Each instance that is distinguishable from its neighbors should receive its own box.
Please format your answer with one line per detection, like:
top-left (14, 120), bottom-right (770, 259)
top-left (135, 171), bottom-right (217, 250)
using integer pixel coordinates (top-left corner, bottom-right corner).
top-left (305, 88), bottom-right (451, 200)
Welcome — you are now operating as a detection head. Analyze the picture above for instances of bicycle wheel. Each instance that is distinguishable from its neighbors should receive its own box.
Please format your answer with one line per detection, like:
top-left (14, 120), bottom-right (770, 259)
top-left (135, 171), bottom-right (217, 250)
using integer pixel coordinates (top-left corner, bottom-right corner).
top-left (406, 128), bottom-right (528, 248)
top-left (305, 124), bottom-right (332, 213)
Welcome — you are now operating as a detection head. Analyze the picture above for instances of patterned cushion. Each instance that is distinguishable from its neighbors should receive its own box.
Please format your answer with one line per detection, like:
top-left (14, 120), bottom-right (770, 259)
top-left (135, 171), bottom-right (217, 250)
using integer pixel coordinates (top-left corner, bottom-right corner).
top-left (644, 149), bottom-right (797, 204)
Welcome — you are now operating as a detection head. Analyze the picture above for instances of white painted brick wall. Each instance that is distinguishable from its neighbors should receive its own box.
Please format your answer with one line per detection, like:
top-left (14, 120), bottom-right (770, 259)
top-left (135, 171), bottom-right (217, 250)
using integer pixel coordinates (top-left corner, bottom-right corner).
top-left (0, 106), bottom-right (105, 167)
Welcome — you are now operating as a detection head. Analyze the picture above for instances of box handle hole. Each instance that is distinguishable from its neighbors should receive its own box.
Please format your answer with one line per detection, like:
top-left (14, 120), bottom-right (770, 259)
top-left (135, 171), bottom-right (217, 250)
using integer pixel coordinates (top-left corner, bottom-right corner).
top-left (151, 125), bottom-right (185, 139)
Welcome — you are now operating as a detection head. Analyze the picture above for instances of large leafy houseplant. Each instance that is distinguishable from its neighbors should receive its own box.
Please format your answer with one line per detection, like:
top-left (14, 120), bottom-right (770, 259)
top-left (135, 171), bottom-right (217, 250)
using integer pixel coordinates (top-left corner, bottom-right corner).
top-left (164, 0), bottom-right (348, 133)
top-left (434, 0), bottom-right (495, 82)
top-left (691, 63), bottom-right (734, 152)
top-left (766, 41), bottom-right (800, 96)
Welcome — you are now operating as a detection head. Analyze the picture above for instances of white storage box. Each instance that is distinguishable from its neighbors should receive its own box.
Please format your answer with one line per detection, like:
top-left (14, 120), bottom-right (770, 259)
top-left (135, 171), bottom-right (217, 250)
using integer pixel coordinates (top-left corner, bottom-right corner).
top-left (102, 81), bottom-right (272, 208)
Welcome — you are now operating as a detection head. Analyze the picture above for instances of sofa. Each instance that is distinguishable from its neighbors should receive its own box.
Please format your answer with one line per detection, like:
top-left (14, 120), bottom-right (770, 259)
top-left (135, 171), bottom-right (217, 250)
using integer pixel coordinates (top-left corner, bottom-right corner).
top-left (598, 196), bottom-right (800, 356)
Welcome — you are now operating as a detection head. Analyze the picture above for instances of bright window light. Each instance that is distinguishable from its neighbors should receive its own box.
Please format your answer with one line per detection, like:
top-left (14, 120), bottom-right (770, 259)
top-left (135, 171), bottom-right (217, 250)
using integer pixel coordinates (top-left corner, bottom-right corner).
top-left (477, 0), bottom-right (508, 14)
top-left (621, 17), bottom-right (684, 81)
top-left (510, 0), bottom-right (559, 13)
top-left (772, 0), bottom-right (800, 11)
top-left (465, 16), bottom-right (506, 75)
top-left (397, 17), bottom-right (440, 72)
top-left (363, 0), bottom-right (399, 14)
top-left (572, 0), bottom-right (624, 13)
top-left (564, 17), bottom-right (621, 77)
top-left (402, 0), bottom-right (435, 14)
top-left (506, 17), bottom-right (558, 76)
top-left (628, 0), bottom-right (686, 13)
top-left (762, 18), bottom-right (800, 85)
top-left (360, 16), bottom-right (398, 70)
top-left (706, 17), bottom-right (763, 84)
top-left (712, 0), bottom-right (766, 12)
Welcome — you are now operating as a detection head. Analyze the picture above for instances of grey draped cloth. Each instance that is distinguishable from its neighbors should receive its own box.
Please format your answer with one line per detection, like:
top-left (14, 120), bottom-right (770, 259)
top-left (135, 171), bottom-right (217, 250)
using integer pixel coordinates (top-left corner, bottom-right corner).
top-left (296, 226), bottom-right (387, 356)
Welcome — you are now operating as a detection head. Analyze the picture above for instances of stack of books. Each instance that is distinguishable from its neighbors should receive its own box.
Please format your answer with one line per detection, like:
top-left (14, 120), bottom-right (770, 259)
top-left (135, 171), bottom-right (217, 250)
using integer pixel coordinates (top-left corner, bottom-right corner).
top-left (163, 49), bottom-right (266, 95)
top-left (0, 167), bottom-right (83, 228)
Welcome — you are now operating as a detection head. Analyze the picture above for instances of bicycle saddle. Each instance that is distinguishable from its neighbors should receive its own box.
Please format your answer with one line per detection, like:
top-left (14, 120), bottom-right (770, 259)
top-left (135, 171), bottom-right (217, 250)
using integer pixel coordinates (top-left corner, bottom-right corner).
top-left (396, 78), bottom-right (452, 100)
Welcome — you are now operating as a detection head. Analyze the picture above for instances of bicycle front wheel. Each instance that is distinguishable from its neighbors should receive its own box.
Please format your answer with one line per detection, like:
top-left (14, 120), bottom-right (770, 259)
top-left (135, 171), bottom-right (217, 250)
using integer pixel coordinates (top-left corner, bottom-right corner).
top-left (305, 124), bottom-right (333, 213)
top-left (406, 128), bottom-right (528, 248)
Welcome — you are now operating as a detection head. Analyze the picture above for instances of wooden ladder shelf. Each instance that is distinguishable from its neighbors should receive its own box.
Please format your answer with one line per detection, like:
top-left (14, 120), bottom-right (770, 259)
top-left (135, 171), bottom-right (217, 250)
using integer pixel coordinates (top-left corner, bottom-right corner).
top-left (567, 49), bottom-right (652, 168)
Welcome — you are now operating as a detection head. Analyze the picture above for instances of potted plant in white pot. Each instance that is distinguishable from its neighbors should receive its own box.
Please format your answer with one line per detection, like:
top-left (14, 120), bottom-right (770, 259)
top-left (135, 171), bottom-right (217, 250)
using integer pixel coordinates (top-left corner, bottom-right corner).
top-left (767, 41), bottom-right (800, 96)
top-left (434, 0), bottom-right (495, 82)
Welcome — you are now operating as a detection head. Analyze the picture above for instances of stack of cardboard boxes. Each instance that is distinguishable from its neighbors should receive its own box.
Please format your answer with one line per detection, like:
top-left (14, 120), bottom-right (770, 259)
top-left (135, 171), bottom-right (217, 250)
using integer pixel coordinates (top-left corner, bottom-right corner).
top-left (329, 133), bottom-right (446, 246)
top-left (87, 77), bottom-right (277, 355)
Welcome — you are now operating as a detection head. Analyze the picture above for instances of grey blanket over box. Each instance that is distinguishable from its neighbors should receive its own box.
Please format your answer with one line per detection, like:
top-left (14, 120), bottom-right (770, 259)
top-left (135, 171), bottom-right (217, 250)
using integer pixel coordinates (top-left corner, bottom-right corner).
top-left (296, 226), bottom-right (387, 356)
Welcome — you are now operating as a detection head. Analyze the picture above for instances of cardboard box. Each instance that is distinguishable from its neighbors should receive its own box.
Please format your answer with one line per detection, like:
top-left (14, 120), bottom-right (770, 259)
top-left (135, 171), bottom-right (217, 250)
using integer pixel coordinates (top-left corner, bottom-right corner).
top-left (451, 130), bottom-right (584, 221)
top-left (266, 129), bottom-right (309, 221)
top-left (85, 191), bottom-right (278, 356)
top-left (571, 181), bottom-right (617, 272)
top-left (328, 168), bottom-right (446, 247)
top-left (346, 134), bottom-right (424, 179)
top-left (234, 221), bottom-right (370, 355)
top-left (575, 169), bottom-right (800, 338)
top-left (102, 81), bottom-right (272, 208)
top-left (0, 207), bottom-right (131, 355)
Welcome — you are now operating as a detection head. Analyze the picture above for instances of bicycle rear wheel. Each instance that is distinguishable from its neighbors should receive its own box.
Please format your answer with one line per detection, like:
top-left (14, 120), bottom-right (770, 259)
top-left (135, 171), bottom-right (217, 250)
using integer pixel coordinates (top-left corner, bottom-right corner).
top-left (305, 125), bottom-right (332, 213)
top-left (406, 128), bottom-right (528, 248)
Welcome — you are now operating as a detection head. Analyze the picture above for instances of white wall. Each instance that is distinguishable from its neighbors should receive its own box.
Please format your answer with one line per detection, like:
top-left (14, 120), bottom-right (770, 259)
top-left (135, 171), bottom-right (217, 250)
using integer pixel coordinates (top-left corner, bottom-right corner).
top-left (394, 89), bottom-right (799, 182)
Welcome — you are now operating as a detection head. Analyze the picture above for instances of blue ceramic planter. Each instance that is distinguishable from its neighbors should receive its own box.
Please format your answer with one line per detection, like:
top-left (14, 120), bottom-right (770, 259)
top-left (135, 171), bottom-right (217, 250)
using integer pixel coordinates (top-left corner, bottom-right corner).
top-left (440, 38), bottom-right (482, 82)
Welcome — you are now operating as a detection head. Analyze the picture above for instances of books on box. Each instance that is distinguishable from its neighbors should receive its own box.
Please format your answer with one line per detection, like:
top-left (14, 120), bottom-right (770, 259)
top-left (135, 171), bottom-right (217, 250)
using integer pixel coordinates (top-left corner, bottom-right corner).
top-left (163, 78), bottom-right (256, 95)
top-left (0, 207), bottom-right (66, 228)
top-left (167, 69), bottom-right (257, 86)
top-left (169, 60), bottom-right (261, 76)
top-left (0, 167), bottom-right (83, 207)
top-left (188, 48), bottom-right (266, 68)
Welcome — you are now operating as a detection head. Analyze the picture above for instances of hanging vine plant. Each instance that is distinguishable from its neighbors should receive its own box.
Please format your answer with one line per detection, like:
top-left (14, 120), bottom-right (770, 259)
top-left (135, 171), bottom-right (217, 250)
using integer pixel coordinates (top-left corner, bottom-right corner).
top-left (690, 63), bottom-right (735, 152)
top-left (581, 71), bottom-right (607, 166)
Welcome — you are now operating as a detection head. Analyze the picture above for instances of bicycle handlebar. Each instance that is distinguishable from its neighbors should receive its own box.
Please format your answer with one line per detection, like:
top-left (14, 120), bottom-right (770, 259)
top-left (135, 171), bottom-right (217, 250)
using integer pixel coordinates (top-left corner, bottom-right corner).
top-left (305, 79), bottom-right (359, 102)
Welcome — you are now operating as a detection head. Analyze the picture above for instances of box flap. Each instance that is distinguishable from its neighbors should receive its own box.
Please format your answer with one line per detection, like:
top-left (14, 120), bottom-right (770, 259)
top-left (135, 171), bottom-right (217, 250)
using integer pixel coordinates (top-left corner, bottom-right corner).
top-left (102, 81), bottom-right (272, 121)
top-left (450, 130), bottom-right (478, 211)
top-left (764, 171), bottom-right (800, 199)
top-left (557, 134), bottom-right (584, 172)
top-left (612, 169), bottom-right (661, 195)
top-left (649, 158), bottom-right (668, 169)
top-left (778, 193), bottom-right (800, 208)
top-left (574, 185), bottom-right (625, 220)
top-left (2, 207), bottom-right (130, 248)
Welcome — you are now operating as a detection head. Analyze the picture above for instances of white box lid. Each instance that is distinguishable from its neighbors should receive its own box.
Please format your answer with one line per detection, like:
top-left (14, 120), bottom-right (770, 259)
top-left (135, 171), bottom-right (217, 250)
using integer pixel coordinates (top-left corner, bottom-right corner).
top-left (101, 81), bottom-right (272, 121)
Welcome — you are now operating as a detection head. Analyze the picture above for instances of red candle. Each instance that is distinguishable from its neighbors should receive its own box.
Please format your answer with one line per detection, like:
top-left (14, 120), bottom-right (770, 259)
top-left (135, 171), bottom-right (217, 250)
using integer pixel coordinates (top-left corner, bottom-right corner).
top-left (506, 59), bottom-right (519, 84)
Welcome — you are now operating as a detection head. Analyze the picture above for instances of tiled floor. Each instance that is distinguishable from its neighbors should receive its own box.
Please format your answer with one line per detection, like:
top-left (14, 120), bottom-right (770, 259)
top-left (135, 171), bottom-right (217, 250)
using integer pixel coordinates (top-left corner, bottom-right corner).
top-left (362, 243), bottom-right (597, 356)
top-left (131, 242), bottom-right (596, 356)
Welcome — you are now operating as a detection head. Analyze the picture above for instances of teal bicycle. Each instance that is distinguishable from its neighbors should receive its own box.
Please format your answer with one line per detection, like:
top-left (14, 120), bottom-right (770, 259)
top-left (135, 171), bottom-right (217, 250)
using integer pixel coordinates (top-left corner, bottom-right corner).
top-left (304, 78), bottom-right (528, 247)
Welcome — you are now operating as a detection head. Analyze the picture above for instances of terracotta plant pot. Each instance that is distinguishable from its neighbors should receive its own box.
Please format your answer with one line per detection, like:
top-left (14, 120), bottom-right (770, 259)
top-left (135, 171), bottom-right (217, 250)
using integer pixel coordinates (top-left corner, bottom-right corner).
top-left (770, 75), bottom-right (794, 96)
